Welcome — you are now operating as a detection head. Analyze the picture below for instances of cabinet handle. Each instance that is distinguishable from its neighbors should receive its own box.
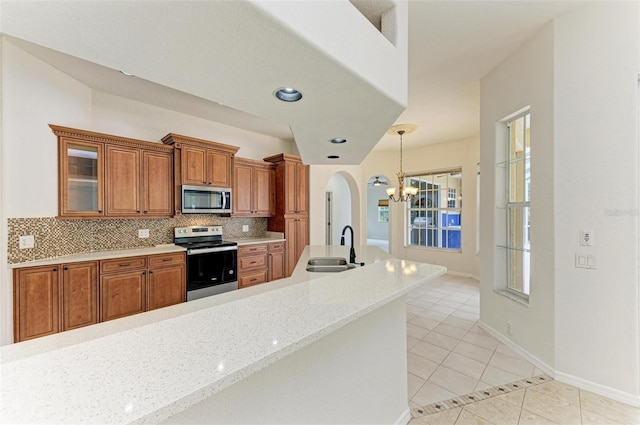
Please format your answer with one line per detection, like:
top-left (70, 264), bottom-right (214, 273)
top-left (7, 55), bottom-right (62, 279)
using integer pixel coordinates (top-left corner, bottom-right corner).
top-left (52, 268), bottom-right (58, 272)
top-left (98, 210), bottom-right (103, 213)
top-left (119, 263), bottom-right (131, 267)
top-left (144, 211), bottom-right (148, 213)
top-left (162, 258), bottom-right (172, 262)
top-left (142, 272), bottom-right (146, 275)
top-left (149, 271), bottom-right (153, 274)
top-left (250, 278), bottom-right (257, 282)
top-left (137, 210), bottom-right (140, 213)
top-left (63, 267), bottom-right (68, 271)
top-left (250, 261), bottom-right (257, 265)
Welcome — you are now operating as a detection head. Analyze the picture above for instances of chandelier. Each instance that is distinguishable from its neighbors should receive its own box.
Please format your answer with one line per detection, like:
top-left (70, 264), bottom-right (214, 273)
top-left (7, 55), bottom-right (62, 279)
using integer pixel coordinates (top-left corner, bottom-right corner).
top-left (386, 124), bottom-right (418, 202)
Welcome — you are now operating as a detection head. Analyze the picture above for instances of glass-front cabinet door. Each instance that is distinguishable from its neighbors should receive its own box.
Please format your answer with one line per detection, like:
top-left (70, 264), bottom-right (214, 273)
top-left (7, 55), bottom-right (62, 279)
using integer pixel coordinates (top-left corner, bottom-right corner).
top-left (60, 139), bottom-right (104, 216)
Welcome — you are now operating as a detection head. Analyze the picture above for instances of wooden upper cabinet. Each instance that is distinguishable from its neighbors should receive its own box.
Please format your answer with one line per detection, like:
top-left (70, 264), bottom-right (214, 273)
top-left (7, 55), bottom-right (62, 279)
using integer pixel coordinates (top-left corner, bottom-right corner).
top-left (264, 154), bottom-right (309, 217)
top-left (51, 125), bottom-right (174, 219)
top-left (143, 151), bottom-right (173, 216)
top-left (181, 146), bottom-right (207, 186)
top-left (162, 133), bottom-right (239, 189)
top-left (59, 138), bottom-right (104, 217)
top-left (208, 150), bottom-right (232, 187)
top-left (105, 145), bottom-right (141, 216)
top-left (62, 262), bottom-right (98, 331)
top-left (14, 266), bottom-right (60, 342)
top-left (233, 158), bottom-right (274, 217)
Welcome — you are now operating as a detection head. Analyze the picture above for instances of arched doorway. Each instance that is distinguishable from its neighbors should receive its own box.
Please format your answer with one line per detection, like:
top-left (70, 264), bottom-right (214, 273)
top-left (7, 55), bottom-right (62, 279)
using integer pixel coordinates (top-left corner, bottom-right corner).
top-left (366, 175), bottom-right (391, 253)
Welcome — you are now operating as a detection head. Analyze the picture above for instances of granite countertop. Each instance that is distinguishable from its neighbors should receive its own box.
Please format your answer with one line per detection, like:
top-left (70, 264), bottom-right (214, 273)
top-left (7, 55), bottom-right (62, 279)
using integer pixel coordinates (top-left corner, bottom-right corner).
top-left (0, 245), bottom-right (446, 424)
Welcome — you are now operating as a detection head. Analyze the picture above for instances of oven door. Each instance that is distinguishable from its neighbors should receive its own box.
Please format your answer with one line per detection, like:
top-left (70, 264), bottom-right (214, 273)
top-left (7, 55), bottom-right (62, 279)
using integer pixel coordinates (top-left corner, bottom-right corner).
top-left (186, 248), bottom-right (237, 300)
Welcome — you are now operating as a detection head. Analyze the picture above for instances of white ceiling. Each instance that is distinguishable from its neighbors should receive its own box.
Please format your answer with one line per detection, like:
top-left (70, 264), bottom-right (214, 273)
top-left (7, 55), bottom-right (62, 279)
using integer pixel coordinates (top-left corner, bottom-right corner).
top-left (1, 1), bottom-right (585, 160)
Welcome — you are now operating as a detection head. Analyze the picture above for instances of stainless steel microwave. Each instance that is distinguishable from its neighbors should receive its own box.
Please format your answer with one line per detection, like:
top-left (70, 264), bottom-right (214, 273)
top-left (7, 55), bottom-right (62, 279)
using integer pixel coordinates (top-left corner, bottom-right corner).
top-left (182, 185), bottom-right (232, 214)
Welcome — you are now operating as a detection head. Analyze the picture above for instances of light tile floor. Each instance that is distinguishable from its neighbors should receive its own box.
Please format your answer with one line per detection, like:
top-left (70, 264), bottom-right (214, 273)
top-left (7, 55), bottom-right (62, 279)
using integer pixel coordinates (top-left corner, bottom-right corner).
top-left (406, 274), bottom-right (640, 424)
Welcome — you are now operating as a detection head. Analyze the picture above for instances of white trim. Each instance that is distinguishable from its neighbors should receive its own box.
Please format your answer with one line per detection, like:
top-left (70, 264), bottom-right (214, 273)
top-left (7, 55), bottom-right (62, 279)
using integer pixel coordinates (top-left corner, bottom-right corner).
top-left (447, 270), bottom-right (479, 281)
top-left (478, 320), bottom-right (554, 376)
top-left (394, 407), bottom-right (411, 425)
top-left (479, 320), bottom-right (640, 408)
top-left (555, 371), bottom-right (640, 408)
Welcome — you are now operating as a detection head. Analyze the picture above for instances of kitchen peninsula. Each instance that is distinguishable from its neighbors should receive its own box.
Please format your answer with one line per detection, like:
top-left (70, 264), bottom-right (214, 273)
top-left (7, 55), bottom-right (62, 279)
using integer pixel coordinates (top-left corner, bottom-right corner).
top-left (0, 246), bottom-right (446, 424)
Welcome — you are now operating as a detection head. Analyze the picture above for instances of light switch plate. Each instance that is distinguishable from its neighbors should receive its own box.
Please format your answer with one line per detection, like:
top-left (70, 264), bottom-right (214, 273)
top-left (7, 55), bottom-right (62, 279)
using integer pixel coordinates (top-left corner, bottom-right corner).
top-left (580, 230), bottom-right (594, 246)
top-left (242, 225), bottom-right (249, 232)
top-left (138, 229), bottom-right (150, 238)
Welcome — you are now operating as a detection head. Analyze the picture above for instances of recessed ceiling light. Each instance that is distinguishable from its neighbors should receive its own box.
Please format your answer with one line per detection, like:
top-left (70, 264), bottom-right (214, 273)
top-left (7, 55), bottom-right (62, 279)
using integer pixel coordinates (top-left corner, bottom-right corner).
top-left (327, 155), bottom-right (340, 159)
top-left (119, 71), bottom-right (134, 77)
top-left (330, 138), bottom-right (347, 144)
top-left (274, 87), bottom-right (303, 102)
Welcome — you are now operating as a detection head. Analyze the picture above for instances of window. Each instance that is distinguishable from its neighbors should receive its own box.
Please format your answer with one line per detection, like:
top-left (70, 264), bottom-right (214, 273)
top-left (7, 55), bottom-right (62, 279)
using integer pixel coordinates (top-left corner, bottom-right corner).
top-left (504, 112), bottom-right (531, 296)
top-left (378, 200), bottom-right (389, 223)
top-left (406, 169), bottom-right (462, 250)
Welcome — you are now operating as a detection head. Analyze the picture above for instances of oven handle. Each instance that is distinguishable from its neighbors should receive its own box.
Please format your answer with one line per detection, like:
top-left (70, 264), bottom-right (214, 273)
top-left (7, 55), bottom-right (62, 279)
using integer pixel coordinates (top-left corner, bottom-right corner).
top-left (187, 246), bottom-right (238, 255)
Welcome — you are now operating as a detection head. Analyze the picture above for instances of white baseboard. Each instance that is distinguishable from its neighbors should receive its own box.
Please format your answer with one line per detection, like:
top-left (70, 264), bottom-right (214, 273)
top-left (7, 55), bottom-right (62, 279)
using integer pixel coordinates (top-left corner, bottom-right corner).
top-left (479, 320), bottom-right (640, 407)
top-left (555, 371), bottom-right (640, 408)
top-left (478, 320), bottom-right (554, 376)
top-left (446, 271), bottom-right (480, 281)
top-left (394, 408), bottom-right (411, 425)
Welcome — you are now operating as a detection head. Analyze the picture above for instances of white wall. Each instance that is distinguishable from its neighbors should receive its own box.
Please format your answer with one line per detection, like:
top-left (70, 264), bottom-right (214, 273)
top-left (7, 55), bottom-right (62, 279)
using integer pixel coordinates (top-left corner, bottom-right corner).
top-left (361, 137), bottom-right (480, 277)
top-left (480, 2), bottom-right (640, 404)
top-left (326, 173), bottom-right (352, 245)
top-left (552, 2), bottom-right (639, 401)
top-left (479, 21), bottom-right (556, 371)
top-left (367, 183), bottom-right (390, 240)
top-left (308, 165), bottom-right (362, 246)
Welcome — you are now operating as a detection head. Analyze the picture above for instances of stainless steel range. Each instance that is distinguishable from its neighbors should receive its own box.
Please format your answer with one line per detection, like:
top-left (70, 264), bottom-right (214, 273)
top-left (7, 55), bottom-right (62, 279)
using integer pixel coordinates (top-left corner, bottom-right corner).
top-left (174, 226), bottom-right (238, 301)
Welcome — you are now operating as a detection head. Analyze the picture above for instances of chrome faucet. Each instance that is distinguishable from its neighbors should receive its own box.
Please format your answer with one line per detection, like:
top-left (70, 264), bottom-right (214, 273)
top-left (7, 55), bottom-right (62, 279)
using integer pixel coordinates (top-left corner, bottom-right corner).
top-left (340, 225), bottom-right (358, 264)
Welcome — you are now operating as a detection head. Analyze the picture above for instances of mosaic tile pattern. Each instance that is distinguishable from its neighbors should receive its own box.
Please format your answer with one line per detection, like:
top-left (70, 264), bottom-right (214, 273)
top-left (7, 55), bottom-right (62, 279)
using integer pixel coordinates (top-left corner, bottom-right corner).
top-left (410, 374), bottom-right (552, 417)
top-left (7, 216), bottom-right (267, 264)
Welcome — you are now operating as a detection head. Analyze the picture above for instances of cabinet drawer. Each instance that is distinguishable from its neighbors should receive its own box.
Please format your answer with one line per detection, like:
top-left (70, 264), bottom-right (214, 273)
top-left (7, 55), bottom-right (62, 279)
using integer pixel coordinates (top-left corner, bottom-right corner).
top-left (239, 270), bottom-right (267, 288)
top-left (100, 257), bottom-right (146, 274)
top-left (239, 254), bottom-right (267, 271)
top-left (268, 242), bottom-right (285, 252)
top-left (238, 244), bottom-right (268, 256)
top-left (148, 252), bottom-right (185, 267)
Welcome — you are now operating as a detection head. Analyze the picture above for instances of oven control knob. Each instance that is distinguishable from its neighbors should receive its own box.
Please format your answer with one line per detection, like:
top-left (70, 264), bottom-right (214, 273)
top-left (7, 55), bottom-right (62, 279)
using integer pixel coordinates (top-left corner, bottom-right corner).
top-left (229, 270), bottom-right (234, 275)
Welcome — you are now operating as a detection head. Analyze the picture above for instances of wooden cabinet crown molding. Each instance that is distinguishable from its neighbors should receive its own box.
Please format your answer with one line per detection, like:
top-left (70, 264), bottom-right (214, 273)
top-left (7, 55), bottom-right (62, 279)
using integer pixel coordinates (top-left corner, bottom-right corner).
top-left (263, 153), bottom-right (303, 164)
top-left (161, 133), bottom-right (240, 155)
top-left (50, 125), bottom-right (173, 153)
top-left (234, 157), bottom-right (275, 169)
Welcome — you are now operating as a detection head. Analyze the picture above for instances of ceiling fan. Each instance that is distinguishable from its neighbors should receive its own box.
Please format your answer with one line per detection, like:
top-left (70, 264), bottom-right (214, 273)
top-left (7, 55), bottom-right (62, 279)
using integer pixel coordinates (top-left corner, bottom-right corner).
top-left (370, 176), bottom-right (388, 187)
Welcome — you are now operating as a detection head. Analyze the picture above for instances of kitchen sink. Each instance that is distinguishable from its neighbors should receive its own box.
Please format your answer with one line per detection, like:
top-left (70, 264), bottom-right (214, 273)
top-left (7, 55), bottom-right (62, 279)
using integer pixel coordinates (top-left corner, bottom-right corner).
top-left (307, 257), bottom-right (348, 266)
top-left (305, 264), bottom-right (357, 273)
top-left (306, 257), bottom-right (358, 272)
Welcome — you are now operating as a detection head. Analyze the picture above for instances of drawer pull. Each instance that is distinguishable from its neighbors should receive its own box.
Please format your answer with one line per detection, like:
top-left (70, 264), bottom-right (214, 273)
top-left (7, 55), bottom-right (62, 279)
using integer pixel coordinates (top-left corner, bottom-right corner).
top-left (250, 278), bottom-right (257, 282)
top-left (52, 268), bottom-right (58, 272)
top-left (162, 258), bottom-right (172, 262)
top-left (119, 263), bottom-right (131, 267)
top-left (250, 261), bottom-right (257, 265)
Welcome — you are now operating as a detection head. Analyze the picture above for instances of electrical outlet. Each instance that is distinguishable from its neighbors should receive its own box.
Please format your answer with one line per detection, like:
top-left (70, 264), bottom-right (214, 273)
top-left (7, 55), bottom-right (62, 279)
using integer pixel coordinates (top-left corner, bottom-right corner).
top-left (138, 229), bottom-right (150, 238)
top-left (580, 230), bottom-right (594, 246)
top-left (242, 225), bottom-right (249, 232)
top-left (19, 235), bottom-right (35, 249)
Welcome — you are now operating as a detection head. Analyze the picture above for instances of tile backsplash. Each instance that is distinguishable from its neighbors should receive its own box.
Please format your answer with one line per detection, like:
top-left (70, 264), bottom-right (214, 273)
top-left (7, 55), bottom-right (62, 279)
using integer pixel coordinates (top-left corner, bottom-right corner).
top-left (7, 216), bottom-right (267, 264)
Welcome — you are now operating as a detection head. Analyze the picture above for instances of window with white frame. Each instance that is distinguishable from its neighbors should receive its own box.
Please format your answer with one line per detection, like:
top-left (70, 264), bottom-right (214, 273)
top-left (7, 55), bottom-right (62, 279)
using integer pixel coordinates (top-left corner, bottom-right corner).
top-left (504, 112), bottom-right (531, 296)
top-left (406, 169), bottom-right (462, 251)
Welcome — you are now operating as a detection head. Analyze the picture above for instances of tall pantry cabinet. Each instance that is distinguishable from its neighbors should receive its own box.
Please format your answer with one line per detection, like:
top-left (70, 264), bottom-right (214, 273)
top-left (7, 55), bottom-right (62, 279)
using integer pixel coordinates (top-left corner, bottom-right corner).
top-left (264, 154), bottom-right (309, 277)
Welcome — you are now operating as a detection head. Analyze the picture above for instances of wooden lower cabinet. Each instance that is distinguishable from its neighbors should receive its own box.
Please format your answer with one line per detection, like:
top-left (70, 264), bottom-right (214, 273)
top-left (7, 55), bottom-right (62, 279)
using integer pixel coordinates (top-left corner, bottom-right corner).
top-left (285, 217), bottom-right (308, 277)
top-left (238, 242), bottom-right (286, 288)
top-left (100, 270), bottom-right (146, 322)
top-left (268, 242), bottom-right (286, 281)
top-left (62, 262), bottom-right (98, 331)
top-left (147, 264), bottom-right (185, 311)
top-left (13, 266), bottom-right (60, 342)
top-left (12, 252), bottom-right (187, 342)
